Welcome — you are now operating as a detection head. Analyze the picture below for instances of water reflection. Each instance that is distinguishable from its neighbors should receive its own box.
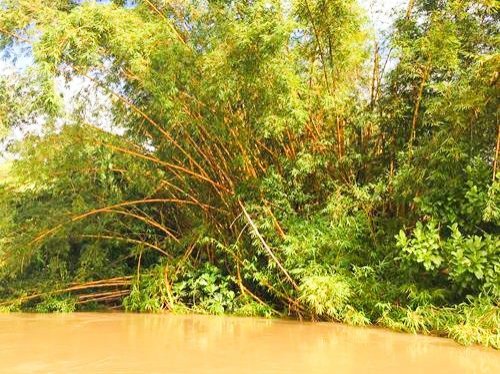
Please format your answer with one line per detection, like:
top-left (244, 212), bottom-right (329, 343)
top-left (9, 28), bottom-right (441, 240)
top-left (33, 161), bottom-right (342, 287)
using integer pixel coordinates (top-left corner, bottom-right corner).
top-left (0, 313), bottom-right (498, 373)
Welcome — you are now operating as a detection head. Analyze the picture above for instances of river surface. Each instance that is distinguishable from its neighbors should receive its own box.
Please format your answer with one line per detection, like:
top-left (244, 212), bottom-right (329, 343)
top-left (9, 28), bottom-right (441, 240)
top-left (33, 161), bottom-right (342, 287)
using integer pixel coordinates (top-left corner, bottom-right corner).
top-left (0, 313), bottom-right (498, 373)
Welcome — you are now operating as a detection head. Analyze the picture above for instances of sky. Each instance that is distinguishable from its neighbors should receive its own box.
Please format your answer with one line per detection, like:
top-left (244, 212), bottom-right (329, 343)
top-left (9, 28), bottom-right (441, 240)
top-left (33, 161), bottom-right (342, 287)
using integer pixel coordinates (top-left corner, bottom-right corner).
top-left (362, 0), bottom-right (406, 36)
top-left (0, 0), bottom-right (407, 162)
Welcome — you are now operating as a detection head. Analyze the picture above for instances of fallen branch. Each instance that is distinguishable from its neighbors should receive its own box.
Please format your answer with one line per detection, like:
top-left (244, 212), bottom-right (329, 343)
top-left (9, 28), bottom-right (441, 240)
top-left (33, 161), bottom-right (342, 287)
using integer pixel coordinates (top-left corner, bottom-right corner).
top-left (0, 277), bottom-right (132, 307)
top-left (239, 200), bottom-right (299, 290)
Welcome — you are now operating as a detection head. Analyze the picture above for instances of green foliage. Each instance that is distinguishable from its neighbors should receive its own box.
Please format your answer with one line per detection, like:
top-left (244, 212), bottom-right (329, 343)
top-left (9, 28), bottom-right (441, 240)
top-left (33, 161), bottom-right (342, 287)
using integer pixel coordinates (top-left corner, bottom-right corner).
top-left (173, 263), bottom-right (237, 315)
top-left (0, 0), bottom-right (498, 348)
top-left (34, 295), bottom-right (76, 313)
top-left (233, 299), bottom-right (275, 318)
top-left (397, 221), bottom-right (443, 272)
top-left (445, 226), bottom-right (499, 297)
top-left (0, 162), bottom-right (12, 185)
top-left (123, 266), bottom-right (171, 313)
top-left (299, 274), bottom-right (352, 319)
top-left (436, 297), bottom-right (499, 349)
top-left (397, 222), bottom-right (499, 297)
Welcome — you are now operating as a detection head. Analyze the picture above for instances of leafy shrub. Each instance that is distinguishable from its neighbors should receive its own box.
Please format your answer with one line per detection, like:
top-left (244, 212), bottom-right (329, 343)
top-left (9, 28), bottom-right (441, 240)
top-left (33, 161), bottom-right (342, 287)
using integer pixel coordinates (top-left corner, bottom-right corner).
top-left (445, 226), bottom-right (499, 297)
top-left (34, 296), bottom-right (76, 313)
top-left (397, 221), bottom-right (443, 272)
top-left (173, 263), bottom-right (237, 315)
top-left (299, 274), bottom-right (352, 319)
top-left (397, 222), bottom-right (499, 296)
top-left (123, 265), bottom-right (171, 313)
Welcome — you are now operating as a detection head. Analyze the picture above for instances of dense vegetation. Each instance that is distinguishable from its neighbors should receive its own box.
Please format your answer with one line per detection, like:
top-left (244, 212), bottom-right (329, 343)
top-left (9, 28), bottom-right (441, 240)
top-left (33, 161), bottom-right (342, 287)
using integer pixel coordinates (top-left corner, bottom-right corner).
top-left (0, 0), bottom-right (498, 347)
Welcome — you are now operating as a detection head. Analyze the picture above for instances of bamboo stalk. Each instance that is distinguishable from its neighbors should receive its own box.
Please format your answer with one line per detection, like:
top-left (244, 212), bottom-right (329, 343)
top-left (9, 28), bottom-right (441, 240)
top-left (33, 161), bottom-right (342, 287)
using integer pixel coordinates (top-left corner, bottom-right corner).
top-left (0, 277), bottom-right (132, 307)
top-left (0, 26), bottom-right (30, 44)
top-left (303, 0), bottom-right (332, 94)
top-left (239, 201), bottom-right (299, 290)
top-left (494, 122), bottom-right (500, 181)
top-left (163, 265), bottom-right (175, 309)
top-left (77, 290), bottom-right (130, 301)
top-left (104, 208), bottom-right (180, 242)
top-left (406, 0), bottom-right (416, 19)
top-left (265, 205), bottom-right (286, 239)
top-left (235, 263), bottom-right (279, 315)
top-left (142, 0), bottom-right (189, 48)
top-left (31, 198), bottom-right (192, 245)
top-left (76, 290), bottom-right (130, 304)
top-left (370, 41), bottom-right (380, 109)
top-left (80, 234), bottom-right (171, 258)
top-left (81, 72), bottom-right (211, 179)
top-left (103, 143), bottom-right (230, 192)
top-left (409, 66), bottom-right (430, 153)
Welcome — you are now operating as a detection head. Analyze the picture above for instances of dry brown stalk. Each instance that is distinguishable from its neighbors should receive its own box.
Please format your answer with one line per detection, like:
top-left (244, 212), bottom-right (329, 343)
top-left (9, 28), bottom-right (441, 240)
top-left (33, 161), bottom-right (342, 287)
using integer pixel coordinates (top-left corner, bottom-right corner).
top-left (76, 290), bottom-right (131, 304)
top-left (81, 72), bottom-right (211, 179)
top-left (264, 205), bottom-right (286, 239)
top-left (69, 276), bottom-right (133, 287)
top-left (103, 143), bottom-right (230, 192)
top-left (104, 208), bottom-right (180, 242)
top-left (0, 277), bottom-right (133, 307)
top-left (80, 234), bottom-right (171, 258)
top-left (77, 290), bottom-right (129, 301)
top-left (30, 198), bottom-right (190, 246)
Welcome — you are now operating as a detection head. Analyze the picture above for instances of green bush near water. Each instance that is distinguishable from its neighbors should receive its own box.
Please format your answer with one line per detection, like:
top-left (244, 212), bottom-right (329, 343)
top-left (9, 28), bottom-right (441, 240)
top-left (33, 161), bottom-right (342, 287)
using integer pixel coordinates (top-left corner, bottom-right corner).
top-left (0, 0), bottom-right (498, 348)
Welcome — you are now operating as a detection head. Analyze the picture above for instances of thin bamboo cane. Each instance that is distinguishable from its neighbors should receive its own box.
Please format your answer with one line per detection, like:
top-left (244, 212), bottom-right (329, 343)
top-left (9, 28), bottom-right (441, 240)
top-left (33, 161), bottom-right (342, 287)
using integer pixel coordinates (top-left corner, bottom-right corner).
top-left (30, 198), bottom-right (190, 245)
top-left (239, 201), bottom-right (299, 291)
top-left (79, 234), bottom-right (171, 258)
top-left (0, 277), bottom-right (133, 307)
top-left (103, 143), bottom-right (230, 192)
top-left (142, 0), bottom-right (189, 48)
top-left (76, 290), bottom-right (131, 304)
top-left (493, 122), bottom-right (499, 181)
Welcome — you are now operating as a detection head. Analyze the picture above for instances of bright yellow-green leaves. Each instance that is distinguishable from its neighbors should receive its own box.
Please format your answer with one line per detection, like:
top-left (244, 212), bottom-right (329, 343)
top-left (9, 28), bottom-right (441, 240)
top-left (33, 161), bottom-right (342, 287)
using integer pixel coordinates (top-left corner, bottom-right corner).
top-left (0, 0), bottom-right (498, 347)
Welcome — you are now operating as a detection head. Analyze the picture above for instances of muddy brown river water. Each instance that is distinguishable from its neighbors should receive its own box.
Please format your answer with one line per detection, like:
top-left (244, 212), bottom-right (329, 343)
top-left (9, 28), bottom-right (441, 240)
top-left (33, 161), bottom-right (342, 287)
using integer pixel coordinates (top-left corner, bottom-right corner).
top-left (0, 313), bottom-right (498, 373)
